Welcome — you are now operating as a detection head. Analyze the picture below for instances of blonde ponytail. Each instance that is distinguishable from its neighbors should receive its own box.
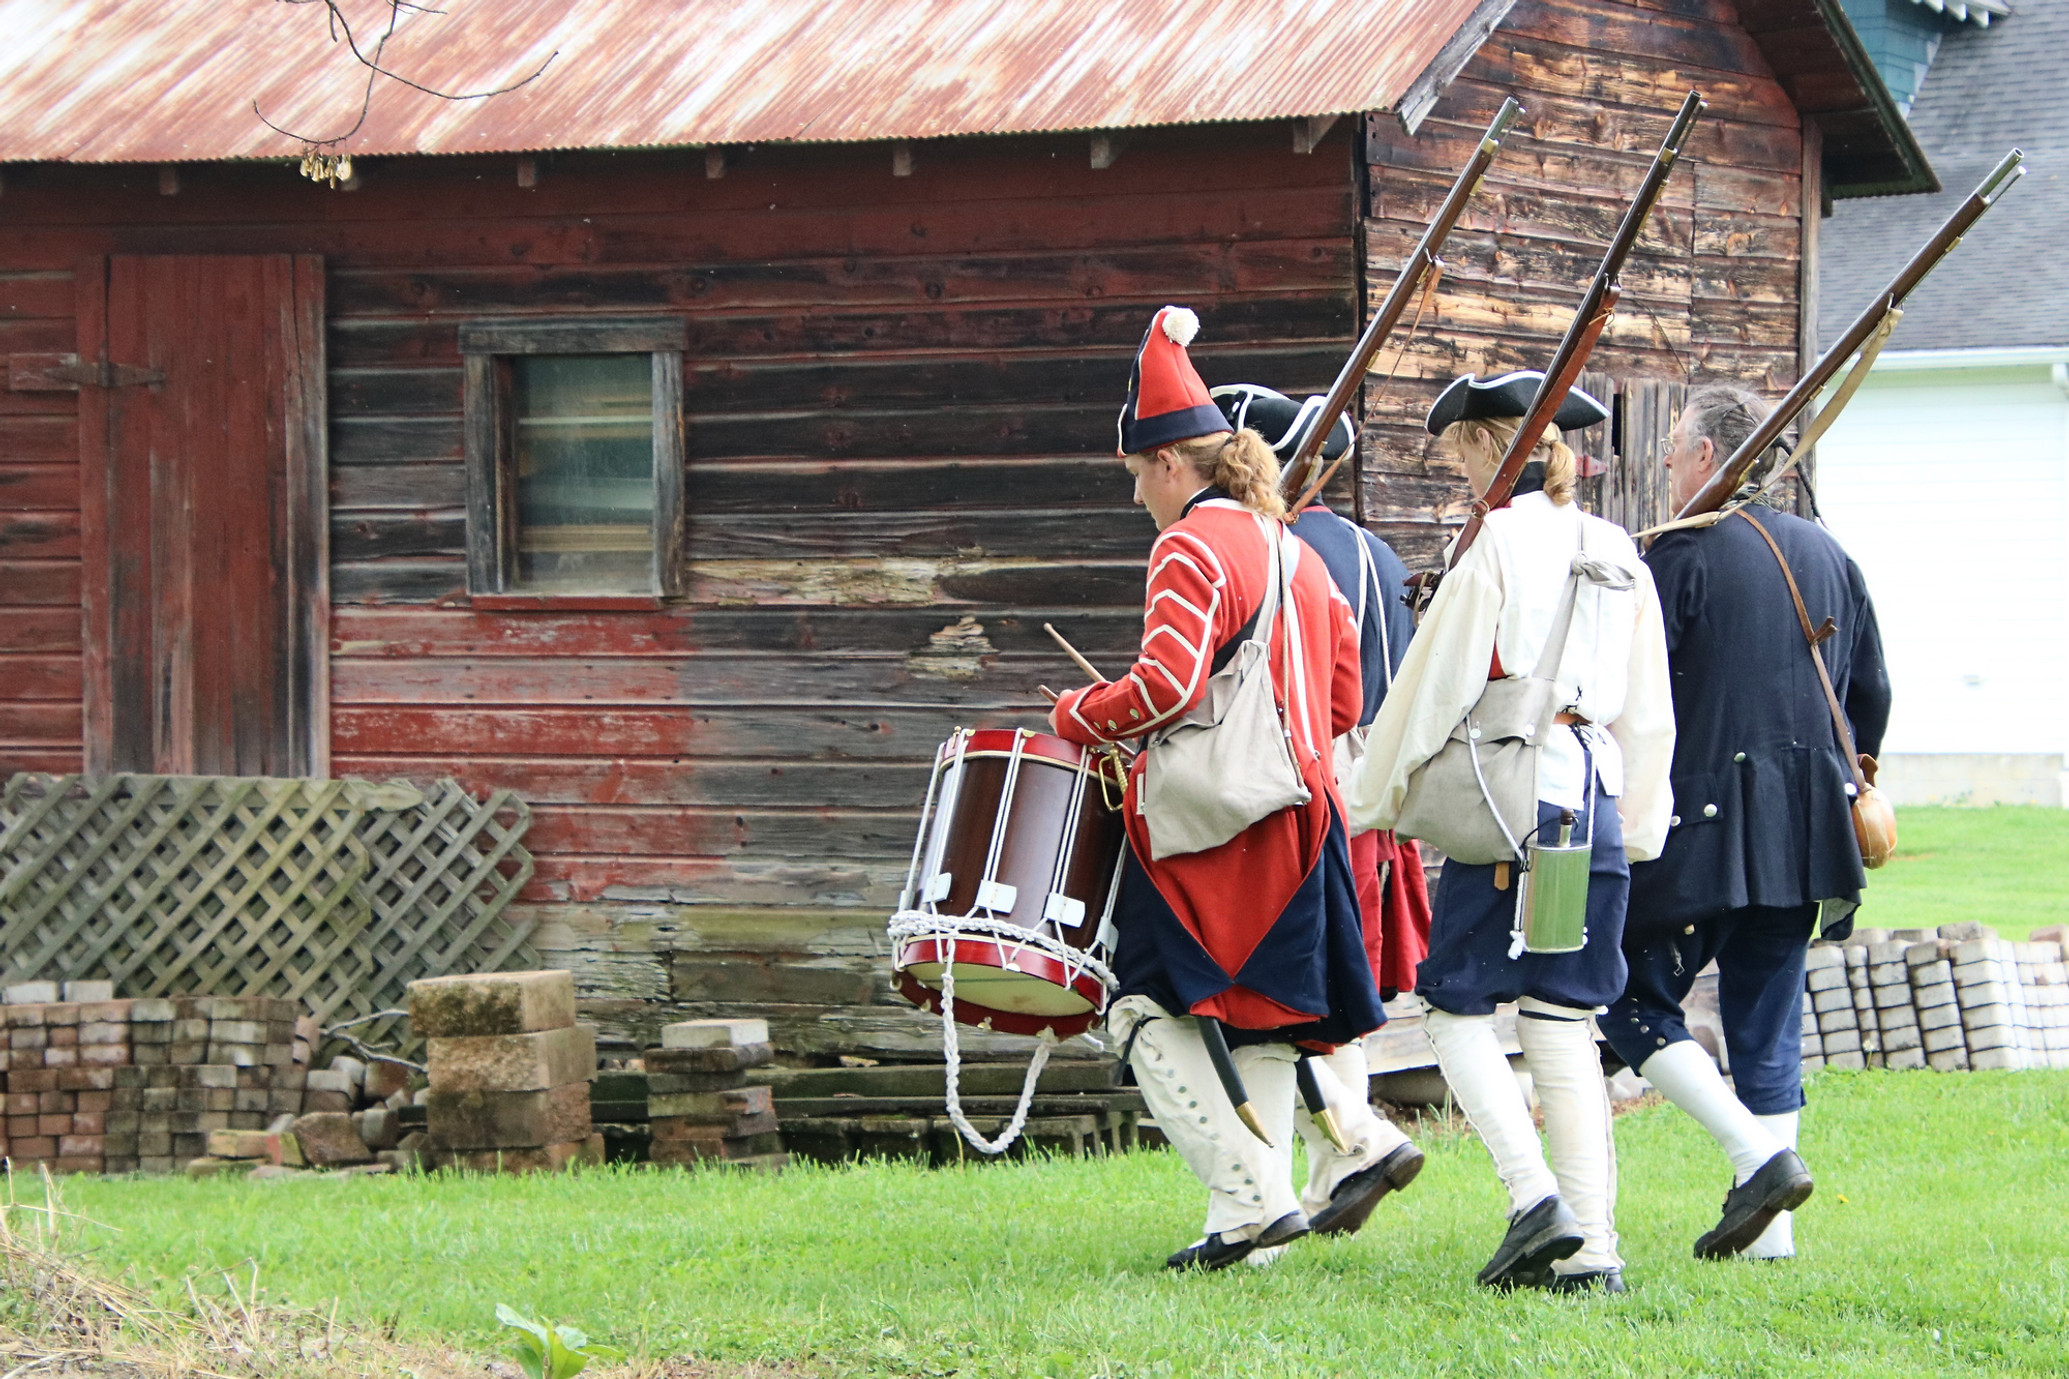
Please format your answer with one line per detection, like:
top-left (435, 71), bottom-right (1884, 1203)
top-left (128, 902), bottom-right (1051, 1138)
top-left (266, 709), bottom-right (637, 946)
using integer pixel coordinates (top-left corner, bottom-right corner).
top-left (1443, 417), bottom-right (1577, 505)
top-left (1169, 429), bottom-right (1286, 521)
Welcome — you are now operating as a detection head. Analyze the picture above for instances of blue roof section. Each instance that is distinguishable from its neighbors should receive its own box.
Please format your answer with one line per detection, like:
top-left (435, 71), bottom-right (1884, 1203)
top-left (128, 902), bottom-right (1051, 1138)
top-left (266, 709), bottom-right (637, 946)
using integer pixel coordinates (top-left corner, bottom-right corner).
top-left (1820, 0), bottom-right (2069, 350)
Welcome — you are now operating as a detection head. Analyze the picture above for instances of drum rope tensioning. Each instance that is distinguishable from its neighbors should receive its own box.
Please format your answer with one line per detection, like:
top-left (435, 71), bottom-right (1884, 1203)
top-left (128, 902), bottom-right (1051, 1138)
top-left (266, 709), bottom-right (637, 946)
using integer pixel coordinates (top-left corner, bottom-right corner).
top-left (886, 728), bottom-right (1128, 1155)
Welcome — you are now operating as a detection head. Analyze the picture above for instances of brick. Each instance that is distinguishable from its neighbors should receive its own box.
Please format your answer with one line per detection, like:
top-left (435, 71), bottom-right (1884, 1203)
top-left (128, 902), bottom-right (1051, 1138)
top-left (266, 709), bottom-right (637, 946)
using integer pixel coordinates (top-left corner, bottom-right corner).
top-left (129, 998), bottom-right (178, 1022)
top-left (1871, 985), bottom-right (1913, 1010)
top-left (1824, 1050), bottom-right (1866, 1070)
top-left (365, 1059), bottom-right (413, 1103)
top-left (1881, 1024), bottom-right (1921, 1052)
top-left (210, 1020), bottom-right (268, 1045)
top-left (56, 1066), bottom-right (115, 1091)
top-left (304, 1068), bottom-right (354, 1094)
top-left (53, 1157), bottom-right (104, 1175)
top-left (168, 1043), bottom-right (208, 1064)
top-left (1821, 1029), bottom-right (1861, 1055)
top-left (72, 1110), bottom-right (106, 1134)
top-left (303, 1090), bottom-right (352, 1113)
top-left (427, 1082), bottom-right (592, 1150)
top-left (11, 1135), bottom-right (56, 1157)
top-left (429, 1135), bottom-right (603, 1174)
top-left (61, 982), bottom-right (114, 1004)
top-left (1803, 945), bottom-right (1844, 971)
top-left (1883, 1045), bottom-right (1926, 1070)
top-left (42, 1004), bottom-right (79, 1027)
top-left (408, 971), bottom-right (575, 1038)
top-left (207, 1129), bottom-right (275, 1160)
top-left (1919, 1003), bottom-right (1963, 1032)
top-left (641, 1043), bottom-right (775, 1075)
top-left (645, 1070), bottom-right (755, 1094)
top-left (168, 1112), bottom-right (232, 1133)
top-left (11, 1027), bottom-right (47, 1050)
top-left (661, 1019), bottom-right (770, 1050)
top-left (290, 1112), bottom-right (372, 1166)
top-left (2, 982), bottom-right (59, 1005)
top-left (133, 1044), bottom-right (170, 1064)
top-left (268, 1089), bottom-right (305, 1114)
top-left (79, 1043), bottom-right (129, 1068)
top-left (58, 1132), bottom-right (104, 1156)
top-left (4, 1092), bottom-right (34, 1115)
top-left (647, 1128), bottom-right (785, 1164)
top-left (9, 1068), bottom-right (56, 1093)
top-left (647, 1085), bottom-right (773, 1123)
top-left (48, 1025), bottom-right (78, 1047)
top-left (427, 1025), bottom-right (595, 1093)
top-left (105, 1110), bottom-right (140, 1134)
top-left (1811, 987), bottom-right (1853, 1015)
top-left (1805, 966), bottom-right (1847, 993)
top-left (1970, 1047), bottom-right (2024, 1071)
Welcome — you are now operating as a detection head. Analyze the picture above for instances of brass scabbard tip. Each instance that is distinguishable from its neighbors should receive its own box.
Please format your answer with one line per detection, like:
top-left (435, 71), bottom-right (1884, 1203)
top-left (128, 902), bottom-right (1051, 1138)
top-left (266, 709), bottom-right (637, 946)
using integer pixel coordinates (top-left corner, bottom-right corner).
top-left (1315, 1106), bottom-right (1352, 1156)
top-left (1235, 1102), bottom-right (1274, 1147)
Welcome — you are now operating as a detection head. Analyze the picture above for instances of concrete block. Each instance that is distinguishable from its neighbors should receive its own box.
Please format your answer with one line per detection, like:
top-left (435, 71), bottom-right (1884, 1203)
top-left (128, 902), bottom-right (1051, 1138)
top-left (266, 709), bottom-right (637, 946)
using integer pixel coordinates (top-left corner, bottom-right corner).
top-left (1938, 922), bottom-right (1993, 942)
top-left (206, 1129), bottom-right (275, 1160)
top-left (427, 1025), bottom-right (595, 1093)
top-left (647, 1084), bottom-right (773, 1123)
top-left (1883, 1046), bottom-right (1926, 1070)
top-left (1872, 985), bottom-right (1914, 1011)
top-left (660, 1018), bottom-right (770, 1049)
top-left (427, 1082), bottom-right (591, 1150)
top-left (1804, 945), bottom-right (1845, 971)
top-left (1821, 1029), bottom-right (1861, 1055)
top-left (1824, 1050), bottom-right (1866, 1070)
top-left (1970, 1047), bottom-right (2024, 1071)
top-left (291, 1111), bottom-right (372, 1166)
top-left (1867, 942), bottom-right (1908, 965)
top-left (430, 1134), bottom-right (604, 1174)
top-left (4, 982), bottom-right (60, 1005)
top-left (408, 971), bottom-right (575, 1038)
top-left (1817, 1007), bottom-right (1857, 1033)
top-left (1881, 1024), bottom-right (1921, 1052)
top-left (1812, 986), bottom-right (1854, 1015)
top-left (1926, 1047), bottom-right (1970, 1072)
top-left (642, 1042), bottom-right (775, 1075)
top-left (1806, 966), bottom-right (1847, 993)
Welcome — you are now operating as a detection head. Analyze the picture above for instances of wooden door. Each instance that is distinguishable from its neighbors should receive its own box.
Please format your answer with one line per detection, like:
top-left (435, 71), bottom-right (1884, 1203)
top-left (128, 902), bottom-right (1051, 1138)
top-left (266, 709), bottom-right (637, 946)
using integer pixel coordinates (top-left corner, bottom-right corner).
top-left (78, 255), bottom-right (328, 777)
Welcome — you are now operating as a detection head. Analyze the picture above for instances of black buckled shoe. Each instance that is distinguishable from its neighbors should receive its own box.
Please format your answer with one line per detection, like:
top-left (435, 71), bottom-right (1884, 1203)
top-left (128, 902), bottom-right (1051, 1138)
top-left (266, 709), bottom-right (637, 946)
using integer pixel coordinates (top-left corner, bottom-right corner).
top-left (1165, 1211), bottom-right (1309, 1272)
top-left (1694, 1149), bottom-right (1814, 1260)
top-left (1476, 1194), bottom-right (1585, 1290)
top-left (1547, 1268), bottom-right (1627, 1294)
top-left (1311, 1142), bottom-right (1426, 1237)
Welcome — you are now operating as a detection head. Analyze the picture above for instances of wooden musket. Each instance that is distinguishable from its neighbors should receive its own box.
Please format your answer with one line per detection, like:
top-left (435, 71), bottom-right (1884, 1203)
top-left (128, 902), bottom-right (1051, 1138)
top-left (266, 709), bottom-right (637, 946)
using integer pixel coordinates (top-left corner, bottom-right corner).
top-left (1276, 97), bottom-right (1525, 508)
top-left (1443, 89), bottom-right (1707, 572)
top-left (1672, 149), bottom-right (2027, 523)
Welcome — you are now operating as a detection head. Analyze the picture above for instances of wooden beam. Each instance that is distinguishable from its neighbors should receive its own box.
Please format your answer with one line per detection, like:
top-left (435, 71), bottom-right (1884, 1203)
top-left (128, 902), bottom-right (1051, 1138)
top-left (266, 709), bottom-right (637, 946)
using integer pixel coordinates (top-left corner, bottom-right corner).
top-left (891, 142), bottom-right (915, 177)
top-left (1394, 0), bottom-right (1518, 135)
top-left (705, 148), bottom-right (726, 179)
top-left (157, 165), bottom-right (179, 196)
top-left (1292, 115), bottom-right (1340, 155)
top-left (516, 157), bottom-right (539, 189)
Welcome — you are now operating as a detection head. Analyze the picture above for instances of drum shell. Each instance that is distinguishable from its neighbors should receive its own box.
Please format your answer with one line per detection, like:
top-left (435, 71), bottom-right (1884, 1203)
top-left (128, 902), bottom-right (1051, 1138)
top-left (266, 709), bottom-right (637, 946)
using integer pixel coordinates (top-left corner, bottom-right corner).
top-left (892, 729), bottom-right (1126, 1034)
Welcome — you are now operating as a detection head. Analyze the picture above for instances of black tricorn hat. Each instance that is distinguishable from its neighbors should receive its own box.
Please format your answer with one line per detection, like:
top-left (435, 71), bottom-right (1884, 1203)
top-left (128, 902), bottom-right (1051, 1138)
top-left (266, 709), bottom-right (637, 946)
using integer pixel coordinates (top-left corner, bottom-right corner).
top-left (1209, 383), bottom-right (1355, 464)
top-left (1424, 371), bottom-right (1610, 436)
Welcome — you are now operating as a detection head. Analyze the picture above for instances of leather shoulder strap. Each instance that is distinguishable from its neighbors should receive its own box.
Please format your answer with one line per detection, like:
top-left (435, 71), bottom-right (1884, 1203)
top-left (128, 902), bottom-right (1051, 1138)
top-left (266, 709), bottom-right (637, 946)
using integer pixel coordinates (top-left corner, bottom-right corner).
top-left (1736, 510), bottom-right (1868, 794)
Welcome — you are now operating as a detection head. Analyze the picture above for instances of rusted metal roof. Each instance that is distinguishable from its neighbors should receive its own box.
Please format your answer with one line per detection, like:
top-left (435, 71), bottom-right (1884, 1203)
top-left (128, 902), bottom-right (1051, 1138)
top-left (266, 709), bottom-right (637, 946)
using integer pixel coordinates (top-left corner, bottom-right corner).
top-left (0, 0), bottom-right (1485, 164)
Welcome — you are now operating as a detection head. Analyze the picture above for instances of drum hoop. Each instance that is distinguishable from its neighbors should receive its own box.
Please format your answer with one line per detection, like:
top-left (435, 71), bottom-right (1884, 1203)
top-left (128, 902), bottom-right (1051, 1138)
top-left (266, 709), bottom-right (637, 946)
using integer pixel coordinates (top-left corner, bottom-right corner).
top-left (889, 909), bottom-right (1119, 999)
top-left (943, 747), bottom-right (1125, 788)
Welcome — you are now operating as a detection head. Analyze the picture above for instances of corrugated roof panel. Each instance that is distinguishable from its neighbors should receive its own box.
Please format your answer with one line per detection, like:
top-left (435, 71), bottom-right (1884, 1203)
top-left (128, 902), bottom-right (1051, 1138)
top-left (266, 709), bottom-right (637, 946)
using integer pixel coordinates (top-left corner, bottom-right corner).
top-left (0, 0), bottom-right (1482, 163)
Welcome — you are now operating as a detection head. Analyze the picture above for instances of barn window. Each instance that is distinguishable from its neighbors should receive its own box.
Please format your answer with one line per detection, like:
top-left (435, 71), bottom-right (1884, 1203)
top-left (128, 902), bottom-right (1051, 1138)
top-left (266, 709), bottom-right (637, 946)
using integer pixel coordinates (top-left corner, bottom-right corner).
top-left (459, 318), bottom-right (687, 599)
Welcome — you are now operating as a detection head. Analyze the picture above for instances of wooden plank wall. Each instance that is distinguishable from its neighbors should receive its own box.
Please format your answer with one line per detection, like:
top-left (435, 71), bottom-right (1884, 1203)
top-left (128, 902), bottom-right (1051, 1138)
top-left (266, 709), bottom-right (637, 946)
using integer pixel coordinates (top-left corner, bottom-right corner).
top-left (0, 268), bottom-right (83, 773)
top-left (0, 123), bottom-right (1359, 1056)
top-left (1359, 0), bottom-right (1806, 562)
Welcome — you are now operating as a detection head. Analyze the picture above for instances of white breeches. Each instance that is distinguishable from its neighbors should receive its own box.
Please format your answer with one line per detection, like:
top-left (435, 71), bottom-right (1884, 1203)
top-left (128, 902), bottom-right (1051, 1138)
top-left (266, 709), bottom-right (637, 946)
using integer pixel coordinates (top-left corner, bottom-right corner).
top-left (1110, 995), bottom-right (1301, 1241)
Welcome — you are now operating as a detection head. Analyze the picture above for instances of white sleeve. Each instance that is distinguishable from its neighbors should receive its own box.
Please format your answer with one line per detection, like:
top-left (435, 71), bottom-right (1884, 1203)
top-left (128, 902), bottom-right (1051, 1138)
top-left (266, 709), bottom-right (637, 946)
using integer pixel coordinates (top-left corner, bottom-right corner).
top-left (1343, 544), bottom-right (1504, 832)
top-left (1609, 558), bottom-right (1676, 863)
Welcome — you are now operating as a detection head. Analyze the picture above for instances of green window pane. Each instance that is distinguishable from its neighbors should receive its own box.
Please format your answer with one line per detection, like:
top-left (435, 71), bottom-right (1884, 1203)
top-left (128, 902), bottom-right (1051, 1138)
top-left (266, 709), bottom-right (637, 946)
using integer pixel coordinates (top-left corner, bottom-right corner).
top-left (512, 354), bottom-right (654, 592)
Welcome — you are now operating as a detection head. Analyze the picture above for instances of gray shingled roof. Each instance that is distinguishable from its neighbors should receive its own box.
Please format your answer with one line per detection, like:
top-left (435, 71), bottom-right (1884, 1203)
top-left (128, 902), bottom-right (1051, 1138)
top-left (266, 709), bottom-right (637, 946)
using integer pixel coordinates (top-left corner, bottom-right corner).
top-left (1819, 0), bottom-right (2069, 350)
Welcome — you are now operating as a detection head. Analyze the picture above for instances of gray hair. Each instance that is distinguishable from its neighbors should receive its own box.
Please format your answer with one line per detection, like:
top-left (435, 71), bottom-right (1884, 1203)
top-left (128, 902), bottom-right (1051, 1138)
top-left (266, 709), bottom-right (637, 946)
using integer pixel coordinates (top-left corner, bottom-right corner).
top-left (1679, 383), bottom-right (1773, 465)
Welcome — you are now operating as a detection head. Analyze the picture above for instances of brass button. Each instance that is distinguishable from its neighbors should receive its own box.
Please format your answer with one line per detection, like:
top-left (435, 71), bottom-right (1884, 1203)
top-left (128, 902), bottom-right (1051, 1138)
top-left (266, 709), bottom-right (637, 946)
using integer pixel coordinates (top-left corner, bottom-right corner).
top-left (1129, 709), bottom-right (1141, 720)
top-left (1107, 720), bottom-right (1117, 730)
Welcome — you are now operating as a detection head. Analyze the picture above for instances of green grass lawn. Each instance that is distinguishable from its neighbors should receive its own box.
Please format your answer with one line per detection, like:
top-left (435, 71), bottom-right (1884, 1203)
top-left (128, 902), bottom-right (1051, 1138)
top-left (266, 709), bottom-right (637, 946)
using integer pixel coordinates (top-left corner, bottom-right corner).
top-left (1871, 807), bottom-right (2069, 941)
top-left (52, 1069), bottom-right (2069, 1378)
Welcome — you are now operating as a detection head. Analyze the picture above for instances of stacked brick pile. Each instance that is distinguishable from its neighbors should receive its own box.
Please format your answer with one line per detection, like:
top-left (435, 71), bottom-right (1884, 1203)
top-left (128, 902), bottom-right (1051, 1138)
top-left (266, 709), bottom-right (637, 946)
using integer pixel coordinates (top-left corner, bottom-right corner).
top-left (2, 982), bottom-right (308, 1174)
top-left (1800, 925), bottom-right (2069, 1074)
top-left (645, 1018), bottom-right (786, 1172)
top-left (410, 970), bottom-right (602, 1173)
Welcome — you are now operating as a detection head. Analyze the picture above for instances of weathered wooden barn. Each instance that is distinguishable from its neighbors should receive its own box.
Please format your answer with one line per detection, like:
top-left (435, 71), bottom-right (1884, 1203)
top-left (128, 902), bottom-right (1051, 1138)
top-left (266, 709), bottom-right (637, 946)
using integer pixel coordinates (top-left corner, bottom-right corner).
top-left (0, 0), bottom-right (1929, 1059)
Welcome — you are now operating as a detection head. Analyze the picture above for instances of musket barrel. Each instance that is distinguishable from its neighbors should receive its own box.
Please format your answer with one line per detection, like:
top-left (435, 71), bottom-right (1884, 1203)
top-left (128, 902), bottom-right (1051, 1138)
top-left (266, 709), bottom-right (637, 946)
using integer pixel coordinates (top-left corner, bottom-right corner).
top-left (1277, 97), bottom-right (1524, 503)
top-left (1675, 148), bottom-right (2027, 521)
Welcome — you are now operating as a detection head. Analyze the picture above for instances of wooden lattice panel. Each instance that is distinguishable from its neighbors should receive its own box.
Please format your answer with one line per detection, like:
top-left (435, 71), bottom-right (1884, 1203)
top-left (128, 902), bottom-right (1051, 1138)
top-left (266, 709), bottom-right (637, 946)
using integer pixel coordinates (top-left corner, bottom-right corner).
top-left (0, 774), bottom-right (536, 1045)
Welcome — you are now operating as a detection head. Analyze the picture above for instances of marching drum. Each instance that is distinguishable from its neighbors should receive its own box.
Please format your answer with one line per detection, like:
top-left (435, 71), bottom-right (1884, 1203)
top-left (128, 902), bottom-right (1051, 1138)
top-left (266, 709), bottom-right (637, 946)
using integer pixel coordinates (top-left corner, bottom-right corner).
top-left (889, 728), bottom-right (1128, 1040)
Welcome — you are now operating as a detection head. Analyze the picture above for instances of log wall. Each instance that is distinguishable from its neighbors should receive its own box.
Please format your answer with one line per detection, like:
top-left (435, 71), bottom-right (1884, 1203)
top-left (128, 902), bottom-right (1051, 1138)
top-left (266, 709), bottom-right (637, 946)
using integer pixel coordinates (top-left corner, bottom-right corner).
top-left (1359, 0), bottom-right (1809, 561)
top-left (0, 0), bottom-right (1817, 1060)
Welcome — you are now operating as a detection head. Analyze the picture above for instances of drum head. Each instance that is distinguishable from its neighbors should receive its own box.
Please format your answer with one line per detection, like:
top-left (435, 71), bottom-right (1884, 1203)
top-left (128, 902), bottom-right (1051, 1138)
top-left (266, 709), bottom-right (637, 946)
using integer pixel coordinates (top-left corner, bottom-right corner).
top-left (898, 958), bottom-right (1096, 1017)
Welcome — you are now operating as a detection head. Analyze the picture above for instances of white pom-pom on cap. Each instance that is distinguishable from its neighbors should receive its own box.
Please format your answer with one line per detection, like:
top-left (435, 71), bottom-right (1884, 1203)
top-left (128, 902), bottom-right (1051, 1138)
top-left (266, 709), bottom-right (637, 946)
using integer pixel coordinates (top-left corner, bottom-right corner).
top-left (1159, 305), bottom-right (1199, 348)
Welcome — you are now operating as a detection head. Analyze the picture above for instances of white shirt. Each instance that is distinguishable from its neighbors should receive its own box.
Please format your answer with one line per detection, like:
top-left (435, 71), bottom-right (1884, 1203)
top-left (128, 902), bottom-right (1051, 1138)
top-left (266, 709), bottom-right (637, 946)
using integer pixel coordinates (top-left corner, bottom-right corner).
top-left (1343, 492), bottom-right (1676, 862)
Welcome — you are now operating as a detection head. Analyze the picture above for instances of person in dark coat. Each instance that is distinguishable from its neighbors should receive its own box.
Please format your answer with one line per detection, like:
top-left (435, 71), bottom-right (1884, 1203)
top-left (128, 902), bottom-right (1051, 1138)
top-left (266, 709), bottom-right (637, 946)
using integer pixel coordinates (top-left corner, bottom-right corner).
top-left (1210, 383), bottom-right (1431, 1239)
top-left (1603, 383), bottom-right (1891, 1263)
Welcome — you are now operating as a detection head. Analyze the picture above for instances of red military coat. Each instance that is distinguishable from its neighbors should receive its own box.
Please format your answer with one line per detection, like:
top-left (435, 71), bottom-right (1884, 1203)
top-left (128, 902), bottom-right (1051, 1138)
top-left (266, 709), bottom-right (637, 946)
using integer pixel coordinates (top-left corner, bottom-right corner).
top-left (1054, 497), bottom-right (1362, 1030)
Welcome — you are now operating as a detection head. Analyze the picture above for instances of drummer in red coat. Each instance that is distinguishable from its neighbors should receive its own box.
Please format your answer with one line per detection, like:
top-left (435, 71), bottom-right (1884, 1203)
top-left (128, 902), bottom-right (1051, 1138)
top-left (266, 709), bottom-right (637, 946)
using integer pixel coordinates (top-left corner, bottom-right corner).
top-left (1050, 308), bottom-right (1419, 1271)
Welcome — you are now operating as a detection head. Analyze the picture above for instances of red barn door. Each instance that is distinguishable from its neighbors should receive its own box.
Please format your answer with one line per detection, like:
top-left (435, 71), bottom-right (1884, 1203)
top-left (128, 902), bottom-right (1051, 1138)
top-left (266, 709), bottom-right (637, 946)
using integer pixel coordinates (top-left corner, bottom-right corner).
top-left (77, 255), bottom-right (328, 778)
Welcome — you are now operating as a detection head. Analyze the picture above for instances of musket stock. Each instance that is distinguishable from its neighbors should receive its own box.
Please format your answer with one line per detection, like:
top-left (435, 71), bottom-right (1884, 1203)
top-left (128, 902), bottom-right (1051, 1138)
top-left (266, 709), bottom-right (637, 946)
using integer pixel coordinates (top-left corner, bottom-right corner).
top-left (1443, 90), bottom-right (1707, 572)
top-left (1673, 149), bottom-right (2027, 523)
top-left (1276, 98), bottom-right (1524, 507)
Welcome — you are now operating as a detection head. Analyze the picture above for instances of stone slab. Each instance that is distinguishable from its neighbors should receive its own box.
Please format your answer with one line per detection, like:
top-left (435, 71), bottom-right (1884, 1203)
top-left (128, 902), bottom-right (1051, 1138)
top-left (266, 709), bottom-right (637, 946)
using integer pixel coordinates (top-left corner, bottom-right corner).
top-left (427, 1025), bottom-right (596, 1093)
top-left (408, 971), bottom-right (575, 1038)
top-left (427, 1082), bottom-right (592, 1150)
top-left (660, 1019), bottom-right (770, 1049)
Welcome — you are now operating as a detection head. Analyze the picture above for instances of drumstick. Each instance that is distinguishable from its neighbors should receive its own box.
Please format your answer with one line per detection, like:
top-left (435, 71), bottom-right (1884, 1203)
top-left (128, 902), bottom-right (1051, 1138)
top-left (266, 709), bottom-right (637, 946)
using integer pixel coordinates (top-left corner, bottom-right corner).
top-left (1037, 685), bottom-right (1060, 704)
top-left (1044, 623), bottom-right (1105, 683)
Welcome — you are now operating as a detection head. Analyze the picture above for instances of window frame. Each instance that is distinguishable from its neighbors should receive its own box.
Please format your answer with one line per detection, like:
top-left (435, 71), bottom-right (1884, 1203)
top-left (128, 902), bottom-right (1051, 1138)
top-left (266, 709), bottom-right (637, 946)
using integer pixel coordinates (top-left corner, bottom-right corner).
top-left (460, 316), bottom-right (688, 604)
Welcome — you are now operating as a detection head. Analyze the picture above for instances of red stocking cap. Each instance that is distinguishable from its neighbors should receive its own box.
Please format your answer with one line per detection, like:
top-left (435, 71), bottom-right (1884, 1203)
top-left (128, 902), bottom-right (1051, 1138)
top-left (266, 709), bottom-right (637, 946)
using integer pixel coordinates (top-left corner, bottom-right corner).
top-left (1116, 306), bottom-right (1229, 457)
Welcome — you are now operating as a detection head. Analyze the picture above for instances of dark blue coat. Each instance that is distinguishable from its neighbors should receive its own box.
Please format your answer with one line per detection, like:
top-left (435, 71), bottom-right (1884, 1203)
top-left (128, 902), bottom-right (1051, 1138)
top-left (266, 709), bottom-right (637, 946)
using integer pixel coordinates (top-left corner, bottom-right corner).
top-left (1289, 503), bottom-right (1415, 725)
top-left (1628, 508), bottom-right (1890, 937)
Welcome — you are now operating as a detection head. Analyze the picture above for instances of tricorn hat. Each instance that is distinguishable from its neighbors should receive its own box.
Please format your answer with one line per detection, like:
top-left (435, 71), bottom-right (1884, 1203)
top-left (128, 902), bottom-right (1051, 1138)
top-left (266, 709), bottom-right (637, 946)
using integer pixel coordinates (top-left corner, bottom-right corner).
top-left (1116, 306), bottom-right (1229, 457)
top-left (1209, 383), bottom-right (1355, 466)
top-left (1424, 371), bottom-right (1610, 436)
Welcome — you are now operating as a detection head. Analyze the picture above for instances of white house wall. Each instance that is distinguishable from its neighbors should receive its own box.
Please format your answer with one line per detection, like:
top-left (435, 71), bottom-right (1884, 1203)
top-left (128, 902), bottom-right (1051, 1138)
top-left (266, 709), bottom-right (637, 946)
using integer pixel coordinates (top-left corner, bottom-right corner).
top-left (1814, 362), bottom-right (2069, 805)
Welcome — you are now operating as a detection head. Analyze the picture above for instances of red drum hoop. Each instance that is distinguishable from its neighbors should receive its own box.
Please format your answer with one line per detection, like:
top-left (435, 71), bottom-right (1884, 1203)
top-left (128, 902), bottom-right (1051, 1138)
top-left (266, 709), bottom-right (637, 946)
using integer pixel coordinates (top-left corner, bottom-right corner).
top-left (889, 727), bottom-right (1128, 1040)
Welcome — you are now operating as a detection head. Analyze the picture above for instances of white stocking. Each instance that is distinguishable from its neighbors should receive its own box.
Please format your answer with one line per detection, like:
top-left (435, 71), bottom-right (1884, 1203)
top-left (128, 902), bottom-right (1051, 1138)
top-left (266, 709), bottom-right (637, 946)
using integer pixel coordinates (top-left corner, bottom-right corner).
top-left (1111, 996), bottom-right (1301, 1242)
top-left (1425, 1007), bottom-right (1558, 1216)
top-left (1639, 1039), bottom-right (1782, 1181)
top-left (1746, 1111), bottom-right (1800, 1258)
top-left (1292, 1043), bottom-right (1412, 1216)
top-left (1516, 998), bottom-right (1622, 1274)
